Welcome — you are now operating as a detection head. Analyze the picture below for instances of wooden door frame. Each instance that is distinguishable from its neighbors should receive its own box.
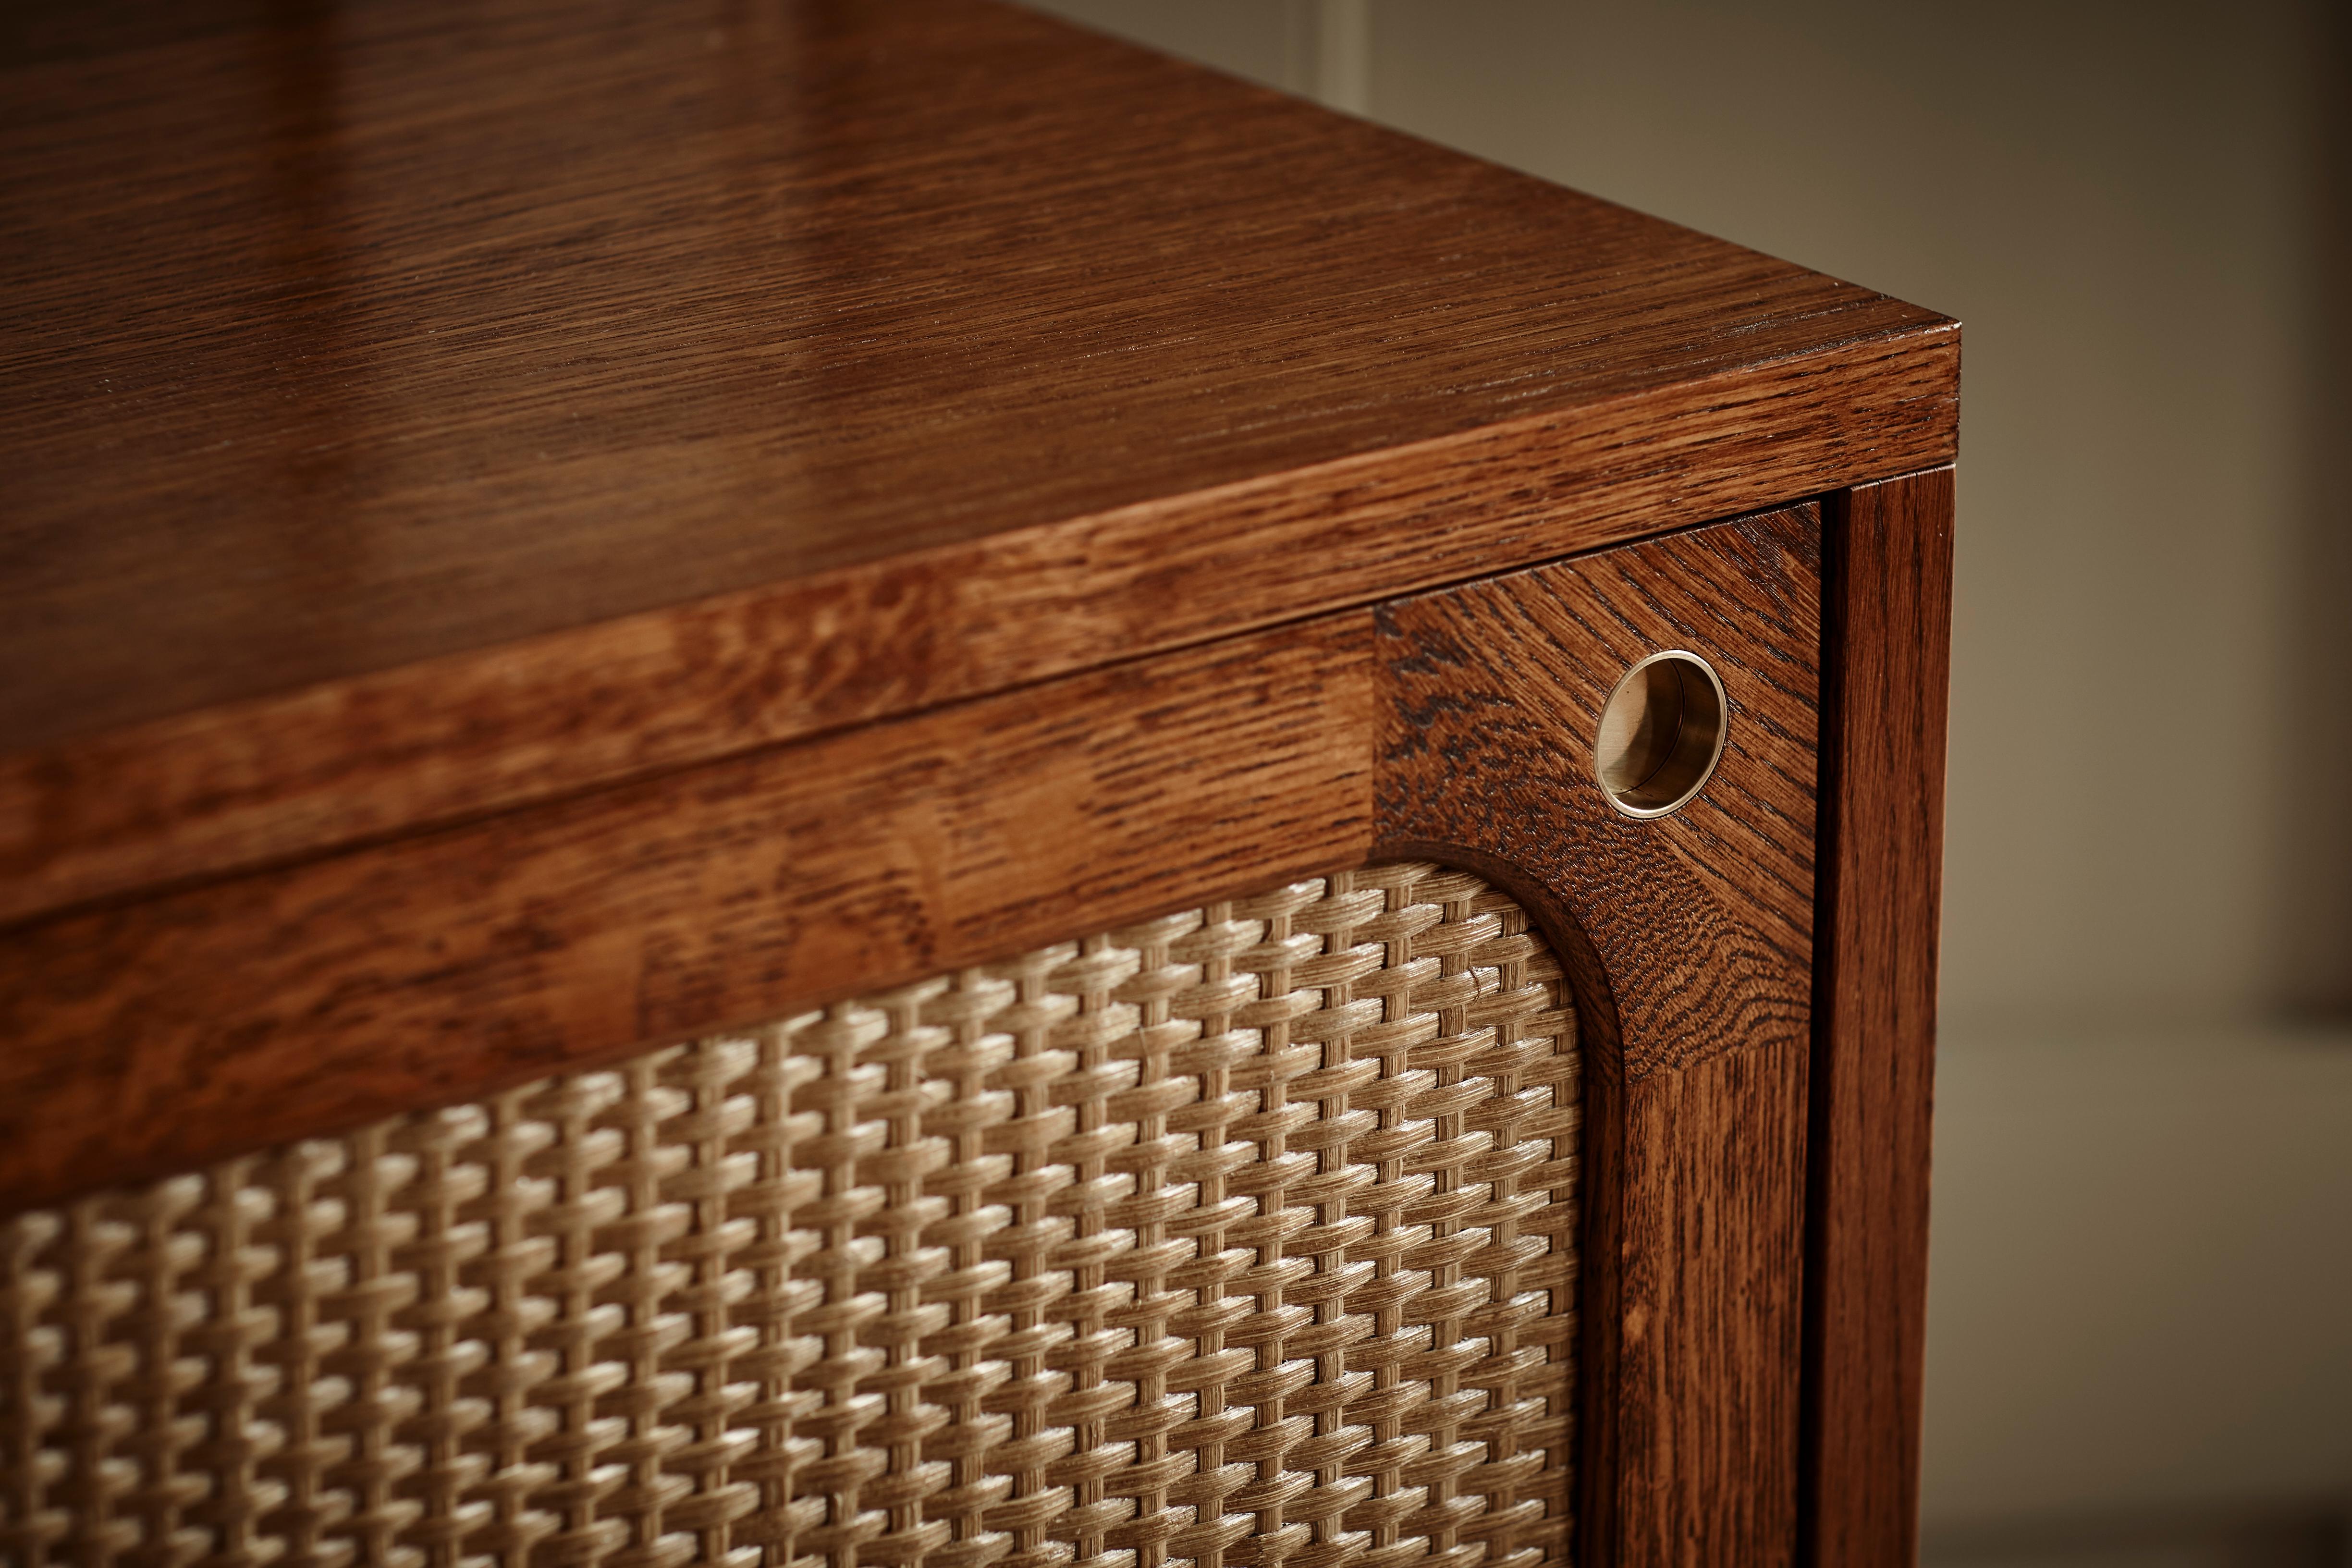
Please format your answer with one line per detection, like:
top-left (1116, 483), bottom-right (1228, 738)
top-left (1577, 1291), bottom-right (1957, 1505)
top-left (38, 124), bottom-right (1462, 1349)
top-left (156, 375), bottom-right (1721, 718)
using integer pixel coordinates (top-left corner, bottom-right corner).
top-left (0, 474), bottom-right (1951, 1567)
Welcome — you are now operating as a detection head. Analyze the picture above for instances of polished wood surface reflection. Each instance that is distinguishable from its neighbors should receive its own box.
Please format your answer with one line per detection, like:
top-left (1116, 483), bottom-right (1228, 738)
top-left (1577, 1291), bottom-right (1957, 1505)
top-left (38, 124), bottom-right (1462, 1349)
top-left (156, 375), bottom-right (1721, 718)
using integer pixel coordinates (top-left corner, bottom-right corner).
top-left (0, 0), bottom-right (1954, 925)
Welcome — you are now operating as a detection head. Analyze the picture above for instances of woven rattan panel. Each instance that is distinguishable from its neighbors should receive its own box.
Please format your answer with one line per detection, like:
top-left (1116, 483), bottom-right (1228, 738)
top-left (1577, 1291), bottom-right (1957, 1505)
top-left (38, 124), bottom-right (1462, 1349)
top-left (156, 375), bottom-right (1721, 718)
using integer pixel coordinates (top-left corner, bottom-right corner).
top-left (2, 862), bottom-right (1580, 1568)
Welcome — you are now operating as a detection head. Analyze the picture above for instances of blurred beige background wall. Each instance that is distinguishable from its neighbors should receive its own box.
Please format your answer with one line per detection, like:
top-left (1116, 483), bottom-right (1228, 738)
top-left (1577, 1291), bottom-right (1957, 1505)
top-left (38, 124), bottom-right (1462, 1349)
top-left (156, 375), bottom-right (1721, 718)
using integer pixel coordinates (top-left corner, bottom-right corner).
top-left (1022, 3), bottom-right (2352, 1563)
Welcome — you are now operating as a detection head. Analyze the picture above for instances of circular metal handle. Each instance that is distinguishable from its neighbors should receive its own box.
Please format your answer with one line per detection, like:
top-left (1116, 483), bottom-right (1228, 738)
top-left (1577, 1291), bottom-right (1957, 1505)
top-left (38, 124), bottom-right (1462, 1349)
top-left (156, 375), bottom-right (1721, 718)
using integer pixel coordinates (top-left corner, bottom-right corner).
top-left (1594, 649), bottom-right (1728, 819)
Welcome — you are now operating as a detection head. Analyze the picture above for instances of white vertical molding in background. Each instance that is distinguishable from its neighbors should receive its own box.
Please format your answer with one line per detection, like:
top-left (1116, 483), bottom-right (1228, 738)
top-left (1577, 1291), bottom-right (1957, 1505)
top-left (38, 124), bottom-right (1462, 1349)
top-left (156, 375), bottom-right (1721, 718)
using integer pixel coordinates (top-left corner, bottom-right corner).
top-left (1281, 0), bottom-right (1370, 114)
top-left (1314, 0), bottom-right (1371, 114)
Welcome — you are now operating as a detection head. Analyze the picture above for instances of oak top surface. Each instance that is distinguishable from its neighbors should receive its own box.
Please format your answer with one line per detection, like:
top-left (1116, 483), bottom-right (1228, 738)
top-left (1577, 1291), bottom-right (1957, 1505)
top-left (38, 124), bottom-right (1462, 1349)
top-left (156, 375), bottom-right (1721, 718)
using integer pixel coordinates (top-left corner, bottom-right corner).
top-left (1, 0), bottom-right (1950, 753)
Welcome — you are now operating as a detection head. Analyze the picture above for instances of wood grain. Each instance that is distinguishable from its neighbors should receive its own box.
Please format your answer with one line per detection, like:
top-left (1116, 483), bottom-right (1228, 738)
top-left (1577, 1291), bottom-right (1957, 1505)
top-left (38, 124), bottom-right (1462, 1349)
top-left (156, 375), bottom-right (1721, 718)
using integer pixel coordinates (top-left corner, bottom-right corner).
top-left (1801, 469), bottom-right (1954, 1568)
top-left (1621, 1037), bottom-right (1812, 1568)
top-left (0, 0), bottom-right (1956, 925)
top-left (0, 618), bottom-right (1374, 1212)
top-left (1372, 507), bottom-right (1824, 1568)
top-left (0, 495), bottom-right (1879, 1558)
top-left (2, 6), bottom-right (1955, 1548)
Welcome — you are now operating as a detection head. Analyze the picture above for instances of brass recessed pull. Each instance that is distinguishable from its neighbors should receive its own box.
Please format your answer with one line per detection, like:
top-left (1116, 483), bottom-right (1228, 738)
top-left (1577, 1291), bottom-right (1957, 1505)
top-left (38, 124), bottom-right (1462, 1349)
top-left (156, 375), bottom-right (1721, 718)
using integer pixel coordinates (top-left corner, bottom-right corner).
top-left (1595, 649), bottom-right (1729, 818)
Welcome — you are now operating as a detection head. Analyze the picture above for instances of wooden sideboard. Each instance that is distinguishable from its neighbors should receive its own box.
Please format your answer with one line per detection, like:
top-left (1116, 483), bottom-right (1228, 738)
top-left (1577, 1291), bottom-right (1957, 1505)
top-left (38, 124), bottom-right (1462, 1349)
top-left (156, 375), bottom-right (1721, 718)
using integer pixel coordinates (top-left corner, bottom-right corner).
top-left (0, 2), bottom-right (1956, 1564)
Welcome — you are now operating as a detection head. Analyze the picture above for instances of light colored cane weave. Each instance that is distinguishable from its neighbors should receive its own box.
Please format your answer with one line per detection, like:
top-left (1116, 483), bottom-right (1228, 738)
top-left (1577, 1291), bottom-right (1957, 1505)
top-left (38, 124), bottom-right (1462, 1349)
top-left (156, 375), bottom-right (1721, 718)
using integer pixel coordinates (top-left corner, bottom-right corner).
top-left (1, 862), bottom-right (1580, 1568)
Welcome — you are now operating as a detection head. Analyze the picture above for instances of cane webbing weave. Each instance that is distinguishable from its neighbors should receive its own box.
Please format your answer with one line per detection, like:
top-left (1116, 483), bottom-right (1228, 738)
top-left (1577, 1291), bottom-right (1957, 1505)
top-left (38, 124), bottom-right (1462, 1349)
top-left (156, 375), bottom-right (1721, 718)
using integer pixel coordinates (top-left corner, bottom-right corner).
top-left (1, 862), bottom-right (1580, 1568)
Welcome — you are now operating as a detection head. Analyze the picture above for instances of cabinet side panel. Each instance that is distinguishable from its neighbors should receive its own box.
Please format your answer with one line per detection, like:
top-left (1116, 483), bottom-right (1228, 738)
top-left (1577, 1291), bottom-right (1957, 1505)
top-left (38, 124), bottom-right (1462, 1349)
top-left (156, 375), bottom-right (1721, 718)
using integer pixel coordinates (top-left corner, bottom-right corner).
top-left (1801, 467), bottom-right (1955, 1568)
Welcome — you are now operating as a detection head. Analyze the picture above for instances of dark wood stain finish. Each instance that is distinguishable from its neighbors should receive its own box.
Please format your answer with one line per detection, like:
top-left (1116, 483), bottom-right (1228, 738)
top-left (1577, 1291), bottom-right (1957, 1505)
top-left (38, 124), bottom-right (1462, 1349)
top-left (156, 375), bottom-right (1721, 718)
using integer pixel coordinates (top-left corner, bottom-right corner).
top-left (1373, 508), bottom-right (1825, 1568)
top-left (0, 0), bottom-right (1955, 927)
top-left (0, 341), bottom-right (1948, 932)
top-left (0, 620), bottom-right (1375, 1210)
top-left (1802, 469), bottom-right (1955, 1568)
top-left (0, 0), bottom-right (1956, 1555)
